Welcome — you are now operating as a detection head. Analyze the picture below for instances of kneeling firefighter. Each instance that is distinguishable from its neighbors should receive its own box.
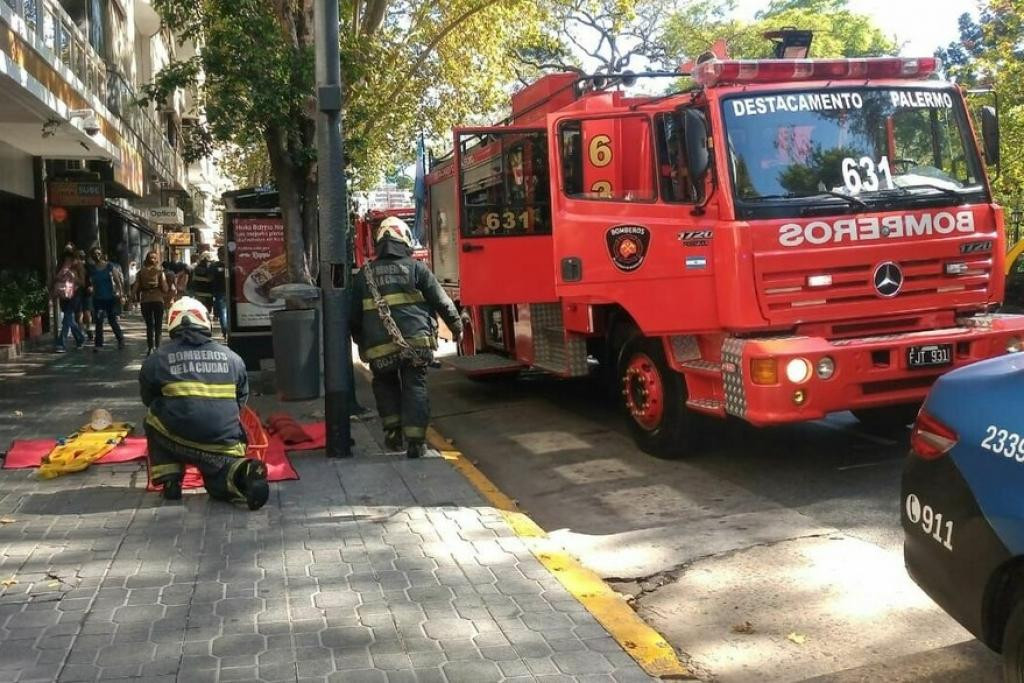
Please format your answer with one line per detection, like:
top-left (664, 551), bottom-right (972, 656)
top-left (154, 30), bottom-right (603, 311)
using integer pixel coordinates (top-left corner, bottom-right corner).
top-left (351, 217), bottom-right (462, 458)
top-left (139, 296), bottom-right (269, 508)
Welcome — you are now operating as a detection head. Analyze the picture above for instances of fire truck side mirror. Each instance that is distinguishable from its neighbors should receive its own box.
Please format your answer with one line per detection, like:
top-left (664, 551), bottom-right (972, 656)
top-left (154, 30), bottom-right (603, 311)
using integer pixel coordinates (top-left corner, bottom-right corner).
top-left (981, 106), bottom-right (999, 166)
top-left (681, 108), bottom-right (711, 185)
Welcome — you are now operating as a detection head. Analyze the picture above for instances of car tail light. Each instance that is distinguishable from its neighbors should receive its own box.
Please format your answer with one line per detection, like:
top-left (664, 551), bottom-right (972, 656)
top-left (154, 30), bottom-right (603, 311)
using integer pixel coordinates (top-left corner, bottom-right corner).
top-left (693, 57), bottom-right (941, 86)
top-left (910, 410), bottom-right (958, 460)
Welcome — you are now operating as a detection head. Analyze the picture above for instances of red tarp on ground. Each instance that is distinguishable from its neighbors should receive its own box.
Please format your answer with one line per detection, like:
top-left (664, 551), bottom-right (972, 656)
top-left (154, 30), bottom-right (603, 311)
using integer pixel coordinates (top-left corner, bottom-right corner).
top-left (0, 424), bottom-right (331, 490)
top-left (4, 436), bottom-right (150, 469)
top-left (289, 421), bottom-right (327, 451)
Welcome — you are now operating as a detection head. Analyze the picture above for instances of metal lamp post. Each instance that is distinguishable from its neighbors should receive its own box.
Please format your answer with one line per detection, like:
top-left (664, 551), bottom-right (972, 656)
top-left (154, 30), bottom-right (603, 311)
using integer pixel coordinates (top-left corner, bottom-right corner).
top-left (314, 0), bottom-right (353, 458)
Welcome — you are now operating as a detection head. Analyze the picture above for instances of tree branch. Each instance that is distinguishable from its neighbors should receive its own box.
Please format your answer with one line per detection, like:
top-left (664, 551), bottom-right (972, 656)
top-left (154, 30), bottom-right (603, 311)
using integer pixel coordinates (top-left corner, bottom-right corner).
top-left (516, 52), bottom-right (584, 74)
top-left (361, 0), bottom-right (388, 35)
top-left (355, 0), bottom-right (500, 137)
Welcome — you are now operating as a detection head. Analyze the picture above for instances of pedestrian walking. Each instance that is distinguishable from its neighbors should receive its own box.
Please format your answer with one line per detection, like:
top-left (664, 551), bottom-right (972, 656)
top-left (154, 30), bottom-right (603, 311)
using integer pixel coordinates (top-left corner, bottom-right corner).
top-left (75, 249), bottom-right (93, 341)
top-left (211, 247), bottom-right (228, 339)
top-left (126, 259), bottom-right (139, 314)
top-left (161, 261), bottom-right (177, 307)
top-left (51, 250), bottom-right (85, 352)
top-left (109, 255), bottom-right (126, 315)
top-left (350, 217), bottom-right (463, 458)
top-left (132, 251), bottom-right (169, 355)
top-left (191, 249), bottom-right (215, 314)
top-left (172, 262), bottom-right (190, 302)
top-left (190, 249), bottom-right (228, 338)
top-left (139, 296), bottom-right (268, 508)
top-left (88, 249), bottom-right (126, 351)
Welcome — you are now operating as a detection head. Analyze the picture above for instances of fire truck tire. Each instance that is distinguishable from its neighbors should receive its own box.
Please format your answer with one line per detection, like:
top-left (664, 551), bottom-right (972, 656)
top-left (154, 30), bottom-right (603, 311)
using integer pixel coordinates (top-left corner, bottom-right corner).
top-left (618, 335), bottom-right (700, 458)
top-left (852, 403), bottom-right (921, 433)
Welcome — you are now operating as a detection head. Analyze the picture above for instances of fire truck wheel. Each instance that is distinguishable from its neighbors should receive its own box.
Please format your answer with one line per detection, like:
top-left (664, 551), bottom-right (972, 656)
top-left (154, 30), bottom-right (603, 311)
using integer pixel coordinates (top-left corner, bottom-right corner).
top-left (852, 403), bottom-right (921, 434)
top-left (618, 336), bottom-right (700, 458)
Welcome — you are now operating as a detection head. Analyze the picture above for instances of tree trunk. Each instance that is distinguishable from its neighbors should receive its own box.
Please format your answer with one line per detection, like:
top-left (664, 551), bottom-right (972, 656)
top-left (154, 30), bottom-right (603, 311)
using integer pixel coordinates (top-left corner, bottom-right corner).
top-left (264, 124), bottom-right (309, 286)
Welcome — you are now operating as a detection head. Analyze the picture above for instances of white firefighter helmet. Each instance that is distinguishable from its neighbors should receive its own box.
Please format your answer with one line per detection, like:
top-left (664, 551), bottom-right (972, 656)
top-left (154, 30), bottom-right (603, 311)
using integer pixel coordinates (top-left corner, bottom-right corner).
top-left (376, 216), bottom-right (414, 248)
top-left (167, 296), bottom-right (212, 334)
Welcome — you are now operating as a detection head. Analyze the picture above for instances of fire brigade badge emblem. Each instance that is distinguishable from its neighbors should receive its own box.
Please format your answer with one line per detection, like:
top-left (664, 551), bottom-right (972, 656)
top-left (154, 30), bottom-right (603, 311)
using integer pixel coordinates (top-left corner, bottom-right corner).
top-left (606, 225), bottom-right (651, 272)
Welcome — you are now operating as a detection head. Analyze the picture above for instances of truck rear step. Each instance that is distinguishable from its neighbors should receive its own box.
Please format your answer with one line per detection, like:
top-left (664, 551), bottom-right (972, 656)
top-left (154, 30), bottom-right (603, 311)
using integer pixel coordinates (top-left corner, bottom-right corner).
top-left (444, 353), bottom-right (525, 377)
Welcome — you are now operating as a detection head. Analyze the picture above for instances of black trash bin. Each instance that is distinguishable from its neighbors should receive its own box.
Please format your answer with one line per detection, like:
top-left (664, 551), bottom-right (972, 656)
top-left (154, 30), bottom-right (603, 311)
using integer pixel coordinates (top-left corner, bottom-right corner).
top-left (270, 307), bottom-right (320, 400)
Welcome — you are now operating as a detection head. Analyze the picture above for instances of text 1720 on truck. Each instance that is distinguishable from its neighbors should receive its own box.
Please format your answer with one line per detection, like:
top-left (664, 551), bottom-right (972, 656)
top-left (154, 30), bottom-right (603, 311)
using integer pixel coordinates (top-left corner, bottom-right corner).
top-left (423, 54), bottom-right (1024, 457)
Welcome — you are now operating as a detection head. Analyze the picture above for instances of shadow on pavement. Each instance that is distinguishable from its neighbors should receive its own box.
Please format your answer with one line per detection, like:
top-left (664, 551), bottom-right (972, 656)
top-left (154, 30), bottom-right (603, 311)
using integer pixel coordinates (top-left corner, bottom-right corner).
top-left (17, 485), bottom-right (159, 515)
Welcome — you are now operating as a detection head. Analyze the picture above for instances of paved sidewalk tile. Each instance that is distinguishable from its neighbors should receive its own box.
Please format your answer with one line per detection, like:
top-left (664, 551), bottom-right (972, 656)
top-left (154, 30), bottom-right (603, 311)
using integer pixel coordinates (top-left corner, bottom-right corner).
top-left (0, 320), bottom-right (655, 681)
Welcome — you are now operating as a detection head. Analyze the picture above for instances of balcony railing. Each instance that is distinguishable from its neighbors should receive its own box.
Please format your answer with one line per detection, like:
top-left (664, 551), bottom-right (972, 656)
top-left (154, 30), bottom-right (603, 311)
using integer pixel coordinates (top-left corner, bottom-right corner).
top-left (2, 0), bottom-right (186, 190)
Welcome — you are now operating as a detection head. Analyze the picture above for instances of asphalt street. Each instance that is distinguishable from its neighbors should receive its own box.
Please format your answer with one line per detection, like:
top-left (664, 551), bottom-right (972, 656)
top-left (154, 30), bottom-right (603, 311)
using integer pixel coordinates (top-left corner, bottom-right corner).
top-left (426, 363), bottom-right (1003, 682)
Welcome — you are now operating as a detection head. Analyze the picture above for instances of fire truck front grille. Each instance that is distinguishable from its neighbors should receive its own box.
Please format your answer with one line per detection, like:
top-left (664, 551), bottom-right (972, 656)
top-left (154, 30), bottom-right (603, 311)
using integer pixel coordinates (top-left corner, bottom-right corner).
top-left (757, 256), bottom-right (991, 317)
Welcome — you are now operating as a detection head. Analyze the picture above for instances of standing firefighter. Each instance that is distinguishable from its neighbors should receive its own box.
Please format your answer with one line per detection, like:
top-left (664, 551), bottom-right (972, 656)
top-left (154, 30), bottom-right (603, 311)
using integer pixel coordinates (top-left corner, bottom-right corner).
top-left (351, 217), bottom-right (462, 458)
top-left (191, 250), bottom-right (215, 310)
top-left (139, 296), bottom-right (269, 508)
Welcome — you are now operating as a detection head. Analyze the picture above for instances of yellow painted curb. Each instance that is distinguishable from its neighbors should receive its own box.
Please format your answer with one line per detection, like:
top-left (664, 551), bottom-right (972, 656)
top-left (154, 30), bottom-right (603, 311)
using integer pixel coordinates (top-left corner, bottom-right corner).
top-left (427, 427), bottom-right (691, 680)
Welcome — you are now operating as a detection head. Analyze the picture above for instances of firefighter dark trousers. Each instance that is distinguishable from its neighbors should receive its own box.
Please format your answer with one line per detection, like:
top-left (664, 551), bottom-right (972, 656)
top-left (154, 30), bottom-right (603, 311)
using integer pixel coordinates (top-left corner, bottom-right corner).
top-left (371, 360), bottom-right (429, 442)
top-left (145, 424), bottom-right (248, 502)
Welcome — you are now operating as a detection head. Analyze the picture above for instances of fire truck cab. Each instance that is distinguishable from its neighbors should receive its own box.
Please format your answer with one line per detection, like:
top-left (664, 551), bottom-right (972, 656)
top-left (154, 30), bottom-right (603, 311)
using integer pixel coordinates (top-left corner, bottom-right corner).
top-left (354, 207), bottom-right (428, 268)
top-left (425, 55), bottom-right (1024, 456)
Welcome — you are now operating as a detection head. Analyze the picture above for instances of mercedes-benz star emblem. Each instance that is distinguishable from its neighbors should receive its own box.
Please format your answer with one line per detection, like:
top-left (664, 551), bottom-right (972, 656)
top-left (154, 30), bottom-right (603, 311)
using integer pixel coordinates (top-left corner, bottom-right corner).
top-left (873, 261), bottom-right (903, 298)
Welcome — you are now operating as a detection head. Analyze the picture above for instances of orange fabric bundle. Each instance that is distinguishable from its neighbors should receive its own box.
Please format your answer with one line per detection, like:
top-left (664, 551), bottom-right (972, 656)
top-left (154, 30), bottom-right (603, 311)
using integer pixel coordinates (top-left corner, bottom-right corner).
top-left (264, 413), bottom-right (313, 445)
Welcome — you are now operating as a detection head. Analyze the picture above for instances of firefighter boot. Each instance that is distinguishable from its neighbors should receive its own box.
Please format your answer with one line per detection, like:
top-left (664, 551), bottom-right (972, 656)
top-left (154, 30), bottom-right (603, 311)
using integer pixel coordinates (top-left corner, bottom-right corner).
top-left (237, 460), bottom-right (269, 511)
top-left (384, 428), bottom-right (404, 452)
top-left (406, 440), bottom-right (426, 459)
top-left (161, 478), bottom-right (182, 501)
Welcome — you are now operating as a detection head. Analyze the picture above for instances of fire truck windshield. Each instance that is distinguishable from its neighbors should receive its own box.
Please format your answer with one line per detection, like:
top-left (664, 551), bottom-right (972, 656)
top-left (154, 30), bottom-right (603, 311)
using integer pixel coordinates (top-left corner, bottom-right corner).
top-left (721, 87), bottom-right (986, 220)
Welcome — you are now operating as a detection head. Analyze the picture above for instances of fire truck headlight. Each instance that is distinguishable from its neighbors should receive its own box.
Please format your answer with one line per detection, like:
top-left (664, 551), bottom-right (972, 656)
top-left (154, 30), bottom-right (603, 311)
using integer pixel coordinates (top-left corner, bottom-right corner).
top-left (785, 358), bottom-right (812, 384)
top-left (1008, 337), bottom-right (1022, 353)
top-left (815, 357), bottom-right (836, 380)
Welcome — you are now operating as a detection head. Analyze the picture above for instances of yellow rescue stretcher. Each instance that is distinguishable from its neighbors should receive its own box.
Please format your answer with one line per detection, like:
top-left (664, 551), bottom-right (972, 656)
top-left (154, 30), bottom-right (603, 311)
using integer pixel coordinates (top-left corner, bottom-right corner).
top-left (38, 422), bottom-right (134, 479)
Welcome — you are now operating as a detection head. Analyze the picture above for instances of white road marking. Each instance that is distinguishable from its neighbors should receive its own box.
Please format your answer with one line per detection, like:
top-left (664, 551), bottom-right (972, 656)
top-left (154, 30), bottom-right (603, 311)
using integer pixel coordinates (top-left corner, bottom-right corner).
top-left (509, 430), bottom-right (592, 455)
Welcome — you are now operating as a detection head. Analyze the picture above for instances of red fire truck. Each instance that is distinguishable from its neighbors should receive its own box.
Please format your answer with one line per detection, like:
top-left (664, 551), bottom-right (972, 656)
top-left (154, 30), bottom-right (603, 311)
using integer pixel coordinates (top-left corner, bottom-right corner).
top-left (353, 207), bottom-right (429, 267)
top-left (423, 54), bottom-right (1024, 456)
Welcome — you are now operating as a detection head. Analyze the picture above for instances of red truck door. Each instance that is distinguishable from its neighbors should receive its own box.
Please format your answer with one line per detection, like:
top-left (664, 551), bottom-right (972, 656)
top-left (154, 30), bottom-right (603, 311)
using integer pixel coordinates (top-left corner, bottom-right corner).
top-left (549, 110), bottom-right (719, 333)
top-left (454, 126), bottom-right (557, 305)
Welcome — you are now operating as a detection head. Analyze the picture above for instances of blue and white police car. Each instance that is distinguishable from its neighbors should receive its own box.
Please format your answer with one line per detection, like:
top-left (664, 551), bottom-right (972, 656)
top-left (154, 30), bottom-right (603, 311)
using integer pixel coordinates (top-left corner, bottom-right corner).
top-left (903, 351), bottom-right (1024, 679)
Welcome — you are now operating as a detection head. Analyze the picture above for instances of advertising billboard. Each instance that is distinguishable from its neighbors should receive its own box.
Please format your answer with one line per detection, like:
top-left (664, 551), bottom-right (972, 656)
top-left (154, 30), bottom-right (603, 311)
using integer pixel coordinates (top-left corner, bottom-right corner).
top-left (230, 216), bottom-right (287, 329)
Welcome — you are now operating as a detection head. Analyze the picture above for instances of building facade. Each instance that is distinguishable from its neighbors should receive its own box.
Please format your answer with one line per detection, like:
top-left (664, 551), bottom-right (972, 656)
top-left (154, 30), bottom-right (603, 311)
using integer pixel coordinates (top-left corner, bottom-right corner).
top-left (0, 0), bottom-right (222, 317)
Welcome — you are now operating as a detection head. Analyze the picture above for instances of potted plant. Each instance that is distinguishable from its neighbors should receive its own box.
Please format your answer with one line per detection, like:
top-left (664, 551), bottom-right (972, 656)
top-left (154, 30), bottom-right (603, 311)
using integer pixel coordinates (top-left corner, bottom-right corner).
top-left (18, 272), bottom-right (48, 339)
top-left (0, 277), bottom-right (24, 346)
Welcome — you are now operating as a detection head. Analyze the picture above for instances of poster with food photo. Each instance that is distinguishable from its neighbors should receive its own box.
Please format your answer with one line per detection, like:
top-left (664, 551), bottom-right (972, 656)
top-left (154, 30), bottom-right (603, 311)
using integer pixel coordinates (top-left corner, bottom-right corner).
top-left (232, 216), bottom-right (287, 328)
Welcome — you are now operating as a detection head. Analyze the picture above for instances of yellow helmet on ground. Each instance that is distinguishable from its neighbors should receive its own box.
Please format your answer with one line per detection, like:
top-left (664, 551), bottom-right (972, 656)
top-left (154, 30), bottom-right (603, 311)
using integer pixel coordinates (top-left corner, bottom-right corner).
top-left (376, 216), bottom-right (414, 248)
top-left (168, 296), bottom-right (212, 334)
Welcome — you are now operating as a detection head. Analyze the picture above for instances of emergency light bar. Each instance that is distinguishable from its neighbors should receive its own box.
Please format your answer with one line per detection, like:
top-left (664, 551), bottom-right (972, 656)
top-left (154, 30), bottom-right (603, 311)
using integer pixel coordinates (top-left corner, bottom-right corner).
top-left (693, 57), bottom-right (941, 86)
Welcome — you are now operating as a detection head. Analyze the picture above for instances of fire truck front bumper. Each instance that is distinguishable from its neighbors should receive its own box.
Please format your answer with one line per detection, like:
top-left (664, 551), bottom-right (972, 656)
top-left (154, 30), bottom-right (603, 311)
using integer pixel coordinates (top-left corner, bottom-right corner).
top-left (718, 314), bottom-right (1024, 425)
